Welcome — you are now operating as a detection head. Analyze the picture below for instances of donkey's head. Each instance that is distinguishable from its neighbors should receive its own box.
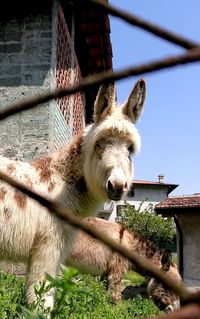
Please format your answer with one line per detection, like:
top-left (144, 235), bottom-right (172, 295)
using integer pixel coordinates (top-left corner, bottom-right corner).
top-left (147, 250), bottom-right (181, 313)
top-left (83, 79), bottom-right (146, 201)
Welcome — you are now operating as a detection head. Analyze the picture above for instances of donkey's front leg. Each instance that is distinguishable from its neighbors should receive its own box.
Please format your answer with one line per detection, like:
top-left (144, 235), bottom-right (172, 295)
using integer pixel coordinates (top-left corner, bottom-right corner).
top-left (107, 254), bottom-right (129, 303)
top-left (108, 270), bottom-right (123, 303)
top-left (26, 241), bottom-right (61, 310)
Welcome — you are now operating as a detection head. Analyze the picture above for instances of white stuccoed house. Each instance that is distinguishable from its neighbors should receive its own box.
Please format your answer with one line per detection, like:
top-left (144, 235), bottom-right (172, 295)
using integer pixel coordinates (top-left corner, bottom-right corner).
top-left (98, 175), bottom-right (178, 220)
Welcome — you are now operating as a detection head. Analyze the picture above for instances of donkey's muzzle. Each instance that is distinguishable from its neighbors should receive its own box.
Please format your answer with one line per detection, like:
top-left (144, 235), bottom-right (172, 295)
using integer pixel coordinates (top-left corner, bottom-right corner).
top-left (106, 180), bottom-right (127, 201)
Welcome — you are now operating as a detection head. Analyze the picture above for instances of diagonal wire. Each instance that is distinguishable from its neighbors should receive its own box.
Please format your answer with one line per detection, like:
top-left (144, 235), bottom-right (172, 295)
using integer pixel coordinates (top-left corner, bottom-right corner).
top-left (0, 48), bottom-right (200, 121)
top-left (0, 169), bottom-right (200, 304)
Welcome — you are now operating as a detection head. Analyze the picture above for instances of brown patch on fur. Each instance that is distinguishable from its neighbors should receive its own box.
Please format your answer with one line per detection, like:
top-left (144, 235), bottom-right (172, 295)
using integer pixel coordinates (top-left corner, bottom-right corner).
top-left (76, 176), bottom-right (87, 193)
top-left (31, 157), bottom-right (52, 183)
top-left (24, 174), bottom-right (33, 189)
top-left (119, 225), bottom-right (125, 241)
top-left (7, 163), bottom-right (16, 174)
top-left (30, 232), bottom-right (48, 258)
top-left (53, 134), bottom-right (83, 180)
top-left (14, 189), bottom-right (27, 210)
top-left (67, 134), bottom-right (83, 160)
top-left (0, 187), bottom-right (7, 201)
top-left (3, 207), bottom-right (10, 221)
top-left (33, 232), bottom-right (47, 248)
top-left (147, 245), bottom-right (159, 259)
top-left (137, 237), bottom-right (156, 258)
top-left (48, 181), bottom-right (55, 193)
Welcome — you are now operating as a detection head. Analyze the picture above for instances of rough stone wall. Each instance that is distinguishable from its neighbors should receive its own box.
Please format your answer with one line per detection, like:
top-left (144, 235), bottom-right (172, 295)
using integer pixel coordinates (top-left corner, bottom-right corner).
top-left (0, 12), bottom-right (53, 160)
top-left (0, 1), bottom-right (85, 275)
top-left (178, 213), bottom-right (200, 286)
top-left (0, 1), bottom-right (85, 160)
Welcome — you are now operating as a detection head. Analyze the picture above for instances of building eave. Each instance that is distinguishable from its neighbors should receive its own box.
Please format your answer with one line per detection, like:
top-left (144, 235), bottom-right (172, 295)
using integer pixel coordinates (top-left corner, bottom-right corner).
top-left (155, 194), bottom-right (200, 216)
top-left (155, 206), bottom-right (200, 217)
top-left (132, 180), bottom-right (179, 195)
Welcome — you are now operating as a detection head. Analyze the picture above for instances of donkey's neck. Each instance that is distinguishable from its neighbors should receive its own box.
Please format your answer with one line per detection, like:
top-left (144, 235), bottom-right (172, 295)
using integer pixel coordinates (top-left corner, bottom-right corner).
top-left (52, 134), bottom-right (84, 182)
top-left (52, 134), bottom-right (101, 216)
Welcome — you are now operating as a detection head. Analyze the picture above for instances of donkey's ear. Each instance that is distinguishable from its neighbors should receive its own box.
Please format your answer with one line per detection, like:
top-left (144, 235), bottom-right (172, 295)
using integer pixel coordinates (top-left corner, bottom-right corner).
top-left (161, 249), bottom-right (172, 271)
top-left (94, 82), bottom-right (116, 122)
top-left (122, 79), bottom-right (146, 123)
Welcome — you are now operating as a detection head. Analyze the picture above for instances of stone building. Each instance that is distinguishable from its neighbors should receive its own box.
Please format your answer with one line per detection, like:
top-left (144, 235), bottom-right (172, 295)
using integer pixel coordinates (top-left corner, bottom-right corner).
top-left (0, 0), bottom-right (112, 160)
top-left (155, 194), bottom-right (200, 287)
top-left (0, 0), bottom-right (112, 274)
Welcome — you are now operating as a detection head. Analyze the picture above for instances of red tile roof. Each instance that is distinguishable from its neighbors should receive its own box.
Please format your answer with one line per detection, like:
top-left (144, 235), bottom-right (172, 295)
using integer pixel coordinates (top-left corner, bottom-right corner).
top-left (155, 194), bottom-right (200, 209)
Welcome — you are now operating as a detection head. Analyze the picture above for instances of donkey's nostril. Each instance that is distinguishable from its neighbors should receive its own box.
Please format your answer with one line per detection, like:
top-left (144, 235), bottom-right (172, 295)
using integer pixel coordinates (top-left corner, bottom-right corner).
top-left (106, 179), bottom-right (124, 201)
top-left (107, 180), bottom-right (114, 192)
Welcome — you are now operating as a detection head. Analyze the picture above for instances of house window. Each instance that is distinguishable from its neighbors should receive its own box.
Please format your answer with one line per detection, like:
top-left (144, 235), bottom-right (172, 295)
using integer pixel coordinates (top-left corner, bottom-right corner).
top-left (127, 186), bottom-right (135, 197)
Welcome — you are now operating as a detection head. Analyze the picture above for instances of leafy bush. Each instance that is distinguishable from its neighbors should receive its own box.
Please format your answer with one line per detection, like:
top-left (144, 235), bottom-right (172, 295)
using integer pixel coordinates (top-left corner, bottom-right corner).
top-left (50, 267), bottom-right (161, 319)
top-left (0, 270), bottom-right (26, 319)
top-left (0, 267), bottom-right (161, 318)
top-left (117, 202), bottom-right (176, 247)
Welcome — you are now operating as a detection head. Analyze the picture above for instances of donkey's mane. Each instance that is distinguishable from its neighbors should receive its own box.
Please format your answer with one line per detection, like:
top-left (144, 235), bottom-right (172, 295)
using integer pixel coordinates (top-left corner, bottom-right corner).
top-left (122, 224), bottom-right (165, 262)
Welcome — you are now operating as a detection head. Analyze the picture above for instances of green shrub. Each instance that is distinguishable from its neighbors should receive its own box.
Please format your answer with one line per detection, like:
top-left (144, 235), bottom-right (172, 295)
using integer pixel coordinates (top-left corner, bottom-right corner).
top-left (0, 270), bottom-right (26, 319)
top-left (0, 267), bottom-right (161, 318)
top-left (50, 267), bottom-right (160, 319)
top-left (117, 202), bottom-right (176, 247)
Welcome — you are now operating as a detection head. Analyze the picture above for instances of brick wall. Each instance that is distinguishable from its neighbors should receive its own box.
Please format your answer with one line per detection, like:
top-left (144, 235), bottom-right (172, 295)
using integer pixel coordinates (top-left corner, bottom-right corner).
top-left (52, 2), bottom-right (85, 151)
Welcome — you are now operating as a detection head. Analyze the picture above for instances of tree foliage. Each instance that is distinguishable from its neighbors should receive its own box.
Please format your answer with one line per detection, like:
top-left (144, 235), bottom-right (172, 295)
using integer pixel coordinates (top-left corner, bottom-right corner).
top-left (116, 202), bottom-right (176, 247)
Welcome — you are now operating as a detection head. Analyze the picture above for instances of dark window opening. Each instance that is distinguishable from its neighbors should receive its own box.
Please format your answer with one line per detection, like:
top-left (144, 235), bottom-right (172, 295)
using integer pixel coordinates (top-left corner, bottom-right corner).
top-left (127, 186), bottom-right (135, 197)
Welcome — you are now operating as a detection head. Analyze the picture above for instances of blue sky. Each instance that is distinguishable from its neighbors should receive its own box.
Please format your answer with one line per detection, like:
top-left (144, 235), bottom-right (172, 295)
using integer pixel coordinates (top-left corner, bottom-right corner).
top-left (110, 0), bottom-right (200, 196)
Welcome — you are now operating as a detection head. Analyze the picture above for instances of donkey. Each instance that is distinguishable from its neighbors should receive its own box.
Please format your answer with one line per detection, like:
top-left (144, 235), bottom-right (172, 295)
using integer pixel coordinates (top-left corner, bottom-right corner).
top-left (0, 79), bottom-right (146, 309)
top-left (147, 250), bottom-right (181, 313)
top-left (66, 217), bottom-right (181, 312)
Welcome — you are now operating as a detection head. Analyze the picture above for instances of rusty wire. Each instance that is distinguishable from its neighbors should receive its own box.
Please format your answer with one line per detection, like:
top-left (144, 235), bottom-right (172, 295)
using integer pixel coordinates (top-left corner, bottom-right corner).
top-left (1, 48), bottom-right (200, 121)
top-left (0, 0), bottom-right (200, 317)
top-left (0, 169), bottom-right (199, 305)
top-left (156, 304), bottom-right (200, 319)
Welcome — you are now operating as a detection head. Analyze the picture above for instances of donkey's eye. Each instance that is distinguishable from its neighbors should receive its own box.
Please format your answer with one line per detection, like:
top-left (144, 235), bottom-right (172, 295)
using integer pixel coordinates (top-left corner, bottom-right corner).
top-left (95, 142), bottom-right (101, 148)
top-left (95, 139), bottom-right (105, 149)
top-left (95, 140), bottom-right (105, 158)
top-left (95, 141), bottom-right (101, 149)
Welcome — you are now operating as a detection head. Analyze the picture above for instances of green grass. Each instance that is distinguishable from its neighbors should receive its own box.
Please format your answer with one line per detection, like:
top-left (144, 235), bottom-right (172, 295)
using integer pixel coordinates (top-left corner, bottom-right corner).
top-left (0, 267), bottom-right (161, 318)
top-left (124, 271), bottom-right (146, 286)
